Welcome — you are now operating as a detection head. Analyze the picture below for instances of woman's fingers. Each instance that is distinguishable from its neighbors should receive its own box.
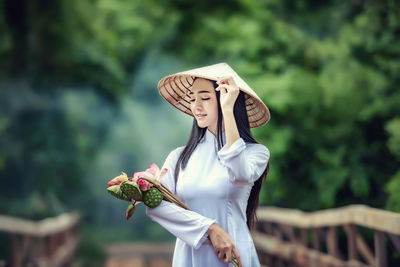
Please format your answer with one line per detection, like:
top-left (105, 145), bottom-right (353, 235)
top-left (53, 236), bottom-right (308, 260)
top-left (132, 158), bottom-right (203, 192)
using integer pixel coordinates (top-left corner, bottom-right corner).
top-left (217, 250), bottom-right (225, 260)
top-left (208, 223), bottom-right (239, 264)
top-left (224, 248), bottom-right (232, 263)
top-left (216, 79), bottom-right (239, 93)
top-left (232, 247), bottom-right (243, 267)
top-left (217, 76), bottom-right (235, 86)
top-left (215, 84), bottom-right (228, 94)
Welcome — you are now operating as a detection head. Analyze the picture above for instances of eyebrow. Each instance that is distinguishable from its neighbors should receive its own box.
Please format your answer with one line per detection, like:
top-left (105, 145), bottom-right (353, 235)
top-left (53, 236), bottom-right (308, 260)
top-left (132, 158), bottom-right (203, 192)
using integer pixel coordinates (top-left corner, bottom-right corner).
top-left (189, 90), bottom-right (211, 95)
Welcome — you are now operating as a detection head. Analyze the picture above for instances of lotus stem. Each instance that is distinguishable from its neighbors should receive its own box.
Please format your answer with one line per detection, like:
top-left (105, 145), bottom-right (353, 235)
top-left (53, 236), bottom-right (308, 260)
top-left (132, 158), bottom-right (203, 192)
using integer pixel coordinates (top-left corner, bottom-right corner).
top-left (232, 255), bottom-right (239, 267)
top-left (159, 189), bottom-right (181, 206)
top-left (159, 185), bottom-right (190, 210)
top-left (139, 177), bottom-right (190, 210)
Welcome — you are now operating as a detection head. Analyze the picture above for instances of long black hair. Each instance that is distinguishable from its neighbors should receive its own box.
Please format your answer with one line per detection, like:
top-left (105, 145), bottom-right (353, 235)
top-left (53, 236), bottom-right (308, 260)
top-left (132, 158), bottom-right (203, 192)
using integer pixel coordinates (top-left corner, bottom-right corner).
top-left (173, 78), bottom-right (269, 230)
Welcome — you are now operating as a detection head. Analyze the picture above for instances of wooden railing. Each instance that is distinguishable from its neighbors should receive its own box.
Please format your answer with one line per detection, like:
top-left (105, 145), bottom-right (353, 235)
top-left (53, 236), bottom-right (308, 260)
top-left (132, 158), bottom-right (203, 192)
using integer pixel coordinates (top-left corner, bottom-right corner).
top-left (0, 212), bottom-right (80, 267)
top-left (252, 205), bottom-right (400, 267)
top-left (105, 242), bottom-right (175, 267)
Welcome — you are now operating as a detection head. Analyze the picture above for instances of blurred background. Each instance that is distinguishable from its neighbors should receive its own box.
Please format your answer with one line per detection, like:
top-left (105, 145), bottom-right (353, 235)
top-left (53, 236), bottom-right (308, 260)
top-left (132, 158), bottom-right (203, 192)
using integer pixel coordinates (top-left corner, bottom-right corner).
top-left (0, 0), bottom-right (399, 266)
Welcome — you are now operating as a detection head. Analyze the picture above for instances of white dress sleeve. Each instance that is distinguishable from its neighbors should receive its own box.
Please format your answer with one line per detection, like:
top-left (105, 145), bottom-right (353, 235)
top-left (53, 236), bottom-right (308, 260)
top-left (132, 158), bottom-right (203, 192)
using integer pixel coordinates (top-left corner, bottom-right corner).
top-left (217, 138), bottom-right (270, 185)
top-left (145, 147), bottom-right (216, 249)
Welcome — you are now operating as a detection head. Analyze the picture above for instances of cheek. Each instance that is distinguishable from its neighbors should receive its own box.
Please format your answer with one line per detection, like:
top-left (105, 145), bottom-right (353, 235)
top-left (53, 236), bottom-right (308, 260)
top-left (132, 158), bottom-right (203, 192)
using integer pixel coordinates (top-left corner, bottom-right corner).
top-left (208, 101), bottom-right (219, 120)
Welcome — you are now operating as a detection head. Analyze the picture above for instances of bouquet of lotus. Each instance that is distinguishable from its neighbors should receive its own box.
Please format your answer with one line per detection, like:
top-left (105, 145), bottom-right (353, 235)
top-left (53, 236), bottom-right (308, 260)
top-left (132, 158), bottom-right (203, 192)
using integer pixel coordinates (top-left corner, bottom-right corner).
top-left (106, 163), bottom-right (189, 220)
top-left (106, 163), bottom-right (239, 267)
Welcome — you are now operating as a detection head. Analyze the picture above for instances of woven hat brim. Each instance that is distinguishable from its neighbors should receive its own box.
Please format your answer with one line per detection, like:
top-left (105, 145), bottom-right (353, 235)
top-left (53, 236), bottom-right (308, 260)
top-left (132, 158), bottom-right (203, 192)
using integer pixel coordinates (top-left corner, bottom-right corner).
top-left (157, 63), bottom-right (270, 128)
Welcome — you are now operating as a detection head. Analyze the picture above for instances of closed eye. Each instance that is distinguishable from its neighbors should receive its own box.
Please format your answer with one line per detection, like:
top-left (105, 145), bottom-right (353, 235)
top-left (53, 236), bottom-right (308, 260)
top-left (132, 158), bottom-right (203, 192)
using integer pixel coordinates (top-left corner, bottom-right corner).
top-left (189, 98), bottom-right (210, 102)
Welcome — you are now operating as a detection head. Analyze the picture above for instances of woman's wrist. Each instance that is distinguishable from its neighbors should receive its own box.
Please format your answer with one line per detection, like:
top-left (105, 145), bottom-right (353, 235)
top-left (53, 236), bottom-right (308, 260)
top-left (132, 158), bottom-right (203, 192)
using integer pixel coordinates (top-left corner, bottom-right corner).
top-left (221, 106), bottom-right (234, 115)
top-left (207, 222), bottom-right (217, 235)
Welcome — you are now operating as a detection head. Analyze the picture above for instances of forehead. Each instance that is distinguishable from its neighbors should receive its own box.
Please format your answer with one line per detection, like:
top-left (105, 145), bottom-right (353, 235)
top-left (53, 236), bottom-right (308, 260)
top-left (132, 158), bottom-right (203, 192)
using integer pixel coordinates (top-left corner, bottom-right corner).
top-left (190, 78), bottom-right (214, 93)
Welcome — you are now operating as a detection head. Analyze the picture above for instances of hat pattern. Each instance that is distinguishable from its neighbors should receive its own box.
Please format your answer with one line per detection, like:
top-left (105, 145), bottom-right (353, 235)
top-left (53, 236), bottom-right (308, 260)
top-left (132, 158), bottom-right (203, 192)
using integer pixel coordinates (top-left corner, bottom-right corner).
top-left (158, 63), bottom-right (270, 128)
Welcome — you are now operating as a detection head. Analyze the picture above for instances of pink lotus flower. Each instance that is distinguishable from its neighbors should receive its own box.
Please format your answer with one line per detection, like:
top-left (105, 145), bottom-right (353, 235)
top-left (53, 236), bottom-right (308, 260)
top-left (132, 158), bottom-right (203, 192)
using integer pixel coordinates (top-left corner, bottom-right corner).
top-left (138, 179), bottom-right (152, 191)
top-left (107, 172), bottom-right (129, 187)
top-left (132, 163), bottom-right (168, 191)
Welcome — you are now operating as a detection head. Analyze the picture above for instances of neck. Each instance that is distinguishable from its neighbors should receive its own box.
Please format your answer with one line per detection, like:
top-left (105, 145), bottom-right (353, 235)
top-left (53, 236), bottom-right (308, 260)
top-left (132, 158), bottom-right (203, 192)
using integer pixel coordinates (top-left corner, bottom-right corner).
top-left (208, 126), bottom-right (217, 137)
top-left (208, 119), bottom-right (225, 137)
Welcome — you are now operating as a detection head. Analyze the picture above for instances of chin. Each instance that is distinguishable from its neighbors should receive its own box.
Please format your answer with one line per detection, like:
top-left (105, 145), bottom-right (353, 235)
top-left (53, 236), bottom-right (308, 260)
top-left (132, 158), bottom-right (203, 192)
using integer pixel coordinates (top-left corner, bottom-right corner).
top-left (196, 121), bottom-right (208, 128)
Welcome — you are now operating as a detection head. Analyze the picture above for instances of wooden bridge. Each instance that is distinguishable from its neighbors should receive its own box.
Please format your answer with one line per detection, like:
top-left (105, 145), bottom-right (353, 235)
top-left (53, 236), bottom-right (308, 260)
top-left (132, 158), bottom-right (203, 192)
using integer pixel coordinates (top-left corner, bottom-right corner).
top-left (253, 205), bottom-right (400, 267)
top-left (105, 242), bottom-right (174, 267)
top-left (0, 212), bottom-right (80, 267)
top-left (1, 205), bottom-right (399, 266)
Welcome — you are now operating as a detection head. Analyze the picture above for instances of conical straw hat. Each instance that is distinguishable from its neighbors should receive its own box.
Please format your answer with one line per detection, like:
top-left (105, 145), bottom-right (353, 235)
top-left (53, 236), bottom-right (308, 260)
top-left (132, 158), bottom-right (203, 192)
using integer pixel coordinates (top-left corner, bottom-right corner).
top-left (157, 62), bottom-right (270, 128)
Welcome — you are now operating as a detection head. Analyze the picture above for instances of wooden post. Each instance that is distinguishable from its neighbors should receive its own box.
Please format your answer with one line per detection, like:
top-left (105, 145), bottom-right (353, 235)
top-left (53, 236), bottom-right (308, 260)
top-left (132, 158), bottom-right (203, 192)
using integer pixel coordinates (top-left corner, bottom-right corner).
top-left (374, 230), bottom-right (387, 267)
top-left (10, 234), bottom-right (20, 267)
top-left (327, 226), bottom-right (338, 258)
top-left (38, 236), bottom-right (46, 259)
top-left (21, 235), bottom-right (33, 264)
top-left (300, 228), bottom-right (307, 247)
top-left (312, 228), bottom-right (320, 251)
top-left (49, 234), bottom-right (57, 256)
top-left (274, 225), bottom-right (283, 241)
top-left (264, 222), bottom-right (274, 267)
top-left (355, 232), bottom-right (375, 265)
top-left (280, 224), bottom-right (296, 242)
top-left (344, 224), bottom-right (357, 261)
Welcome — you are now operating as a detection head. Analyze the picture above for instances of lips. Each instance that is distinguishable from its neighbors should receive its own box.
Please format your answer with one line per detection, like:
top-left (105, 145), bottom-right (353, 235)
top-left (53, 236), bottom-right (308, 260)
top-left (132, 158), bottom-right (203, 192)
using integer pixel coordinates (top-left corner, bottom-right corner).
top-left (196, 114), bottom-right (207, 119)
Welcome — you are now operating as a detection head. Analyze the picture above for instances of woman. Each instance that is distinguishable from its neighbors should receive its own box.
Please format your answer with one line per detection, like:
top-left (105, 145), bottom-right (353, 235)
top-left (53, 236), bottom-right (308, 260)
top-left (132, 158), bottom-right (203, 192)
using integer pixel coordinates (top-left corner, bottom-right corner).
top-left (146, 63), bottom-right (270, 267)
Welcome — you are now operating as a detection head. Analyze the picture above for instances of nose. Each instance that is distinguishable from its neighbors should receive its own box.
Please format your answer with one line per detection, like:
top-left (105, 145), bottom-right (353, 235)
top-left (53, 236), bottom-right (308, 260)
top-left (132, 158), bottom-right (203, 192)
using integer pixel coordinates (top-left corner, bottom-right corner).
top-left (192, 98), bottom-right (203, 110)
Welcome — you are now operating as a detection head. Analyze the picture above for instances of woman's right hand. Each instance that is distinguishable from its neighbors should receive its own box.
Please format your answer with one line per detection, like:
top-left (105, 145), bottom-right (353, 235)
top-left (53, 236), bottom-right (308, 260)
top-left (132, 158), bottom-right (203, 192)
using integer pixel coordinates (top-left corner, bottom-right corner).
top-left (206, 223), bottom-right (243, 267)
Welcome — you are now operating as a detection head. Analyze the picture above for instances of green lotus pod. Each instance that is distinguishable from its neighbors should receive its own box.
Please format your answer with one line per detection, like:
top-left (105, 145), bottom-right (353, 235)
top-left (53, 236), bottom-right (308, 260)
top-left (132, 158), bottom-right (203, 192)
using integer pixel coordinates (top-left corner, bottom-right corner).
top-left (107, 185), bottom-right (130, 202)
top-left (143, 187), bottom-right (163, 208)
top-left (126, 204), bottom-right (136, 220)
top-left (120, 181), bottom-right (142, 201)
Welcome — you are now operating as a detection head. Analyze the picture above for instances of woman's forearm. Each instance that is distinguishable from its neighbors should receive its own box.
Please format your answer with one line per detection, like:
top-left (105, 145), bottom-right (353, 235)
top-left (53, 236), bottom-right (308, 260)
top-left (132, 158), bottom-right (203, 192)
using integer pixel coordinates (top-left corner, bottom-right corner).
top-left (222, 109), bottom-right (240, 149)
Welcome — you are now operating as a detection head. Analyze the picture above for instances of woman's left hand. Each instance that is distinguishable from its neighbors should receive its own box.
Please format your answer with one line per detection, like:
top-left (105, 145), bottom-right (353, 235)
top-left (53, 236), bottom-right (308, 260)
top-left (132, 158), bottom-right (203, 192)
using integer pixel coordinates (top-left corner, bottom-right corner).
top-left (207, 223), bottom-right (243, 267)
top-left (216, 76), bottom-right (240, 113)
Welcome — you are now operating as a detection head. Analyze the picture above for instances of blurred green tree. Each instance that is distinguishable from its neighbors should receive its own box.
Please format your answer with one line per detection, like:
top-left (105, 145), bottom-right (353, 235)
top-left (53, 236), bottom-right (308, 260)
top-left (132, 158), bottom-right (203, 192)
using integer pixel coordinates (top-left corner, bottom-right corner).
top-left (0, 1), bottom-right (399, 261)
top-left (158, 0), bottom-right (400, 210)
top-left (0, 0), bottom-right (181, 216)
top-left (1, 0), bottom-right (400, 212)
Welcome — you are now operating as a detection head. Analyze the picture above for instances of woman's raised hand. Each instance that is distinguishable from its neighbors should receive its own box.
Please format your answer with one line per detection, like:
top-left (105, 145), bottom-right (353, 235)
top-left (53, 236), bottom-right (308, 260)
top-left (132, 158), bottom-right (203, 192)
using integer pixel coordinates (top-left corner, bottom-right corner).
top-left (206, 223), bottom-right (243, 267)
top-left (216, 76), bottom-right (240, 113)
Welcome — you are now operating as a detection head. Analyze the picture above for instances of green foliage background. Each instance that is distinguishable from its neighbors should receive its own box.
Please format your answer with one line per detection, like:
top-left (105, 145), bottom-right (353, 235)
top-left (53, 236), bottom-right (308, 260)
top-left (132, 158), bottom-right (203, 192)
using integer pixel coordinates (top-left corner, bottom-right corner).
top-left (1, 0), bottom-right (399, 264)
